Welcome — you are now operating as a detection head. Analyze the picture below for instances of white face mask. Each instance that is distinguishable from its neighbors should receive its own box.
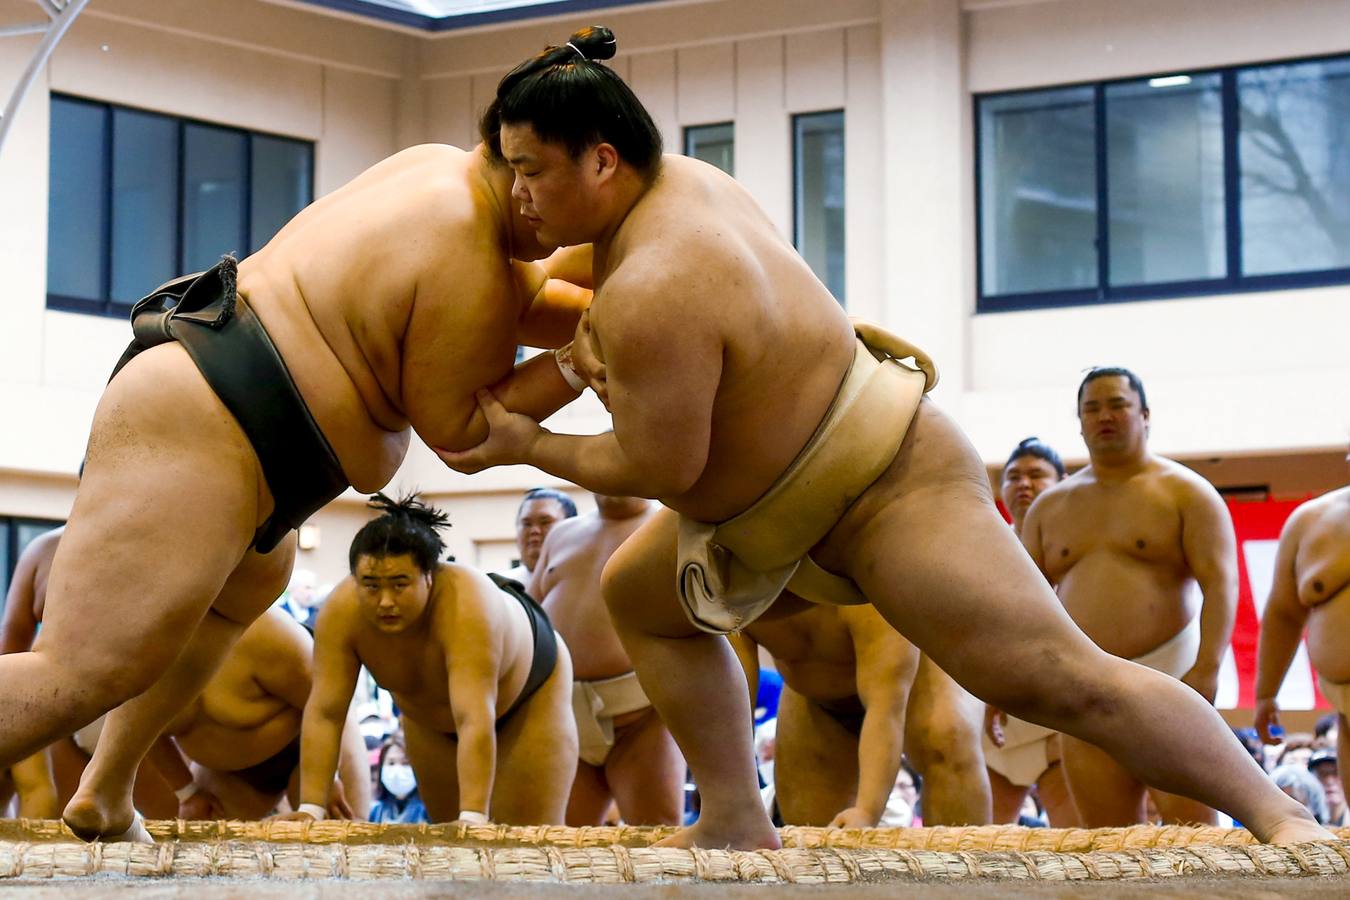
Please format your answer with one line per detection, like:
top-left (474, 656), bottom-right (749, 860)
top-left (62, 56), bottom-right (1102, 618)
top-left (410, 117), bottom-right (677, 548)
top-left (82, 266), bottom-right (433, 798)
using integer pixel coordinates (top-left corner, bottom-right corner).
top-left (381, 763), bottom-right (417, 799)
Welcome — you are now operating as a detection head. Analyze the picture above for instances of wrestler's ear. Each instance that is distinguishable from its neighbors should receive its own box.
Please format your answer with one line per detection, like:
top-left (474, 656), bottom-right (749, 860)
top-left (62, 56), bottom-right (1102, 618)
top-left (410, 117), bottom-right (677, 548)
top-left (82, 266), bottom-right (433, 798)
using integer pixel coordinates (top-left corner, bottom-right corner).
top-left (593, 143), bottom-right (619, 181)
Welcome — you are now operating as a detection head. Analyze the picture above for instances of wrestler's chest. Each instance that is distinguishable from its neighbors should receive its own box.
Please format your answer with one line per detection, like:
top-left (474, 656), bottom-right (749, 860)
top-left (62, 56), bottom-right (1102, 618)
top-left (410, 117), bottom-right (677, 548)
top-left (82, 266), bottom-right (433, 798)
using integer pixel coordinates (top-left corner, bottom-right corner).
top-left (1042, 494), bottom-right (1184, 574)
top-left (1297, 526), bottom-right (1350, 605)
top-left (362, 645), bottom-right (450, 699)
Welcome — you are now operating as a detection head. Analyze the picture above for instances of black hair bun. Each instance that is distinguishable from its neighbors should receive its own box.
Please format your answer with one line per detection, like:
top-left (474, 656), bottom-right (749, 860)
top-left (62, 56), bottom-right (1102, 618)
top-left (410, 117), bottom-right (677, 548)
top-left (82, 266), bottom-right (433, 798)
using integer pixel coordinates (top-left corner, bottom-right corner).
top-left (569, 26), bottom-right (617, 62)
top-left (367, 491), bottom-right (451, 532)
top-left (1018, 437), bottom-right (1041, 449)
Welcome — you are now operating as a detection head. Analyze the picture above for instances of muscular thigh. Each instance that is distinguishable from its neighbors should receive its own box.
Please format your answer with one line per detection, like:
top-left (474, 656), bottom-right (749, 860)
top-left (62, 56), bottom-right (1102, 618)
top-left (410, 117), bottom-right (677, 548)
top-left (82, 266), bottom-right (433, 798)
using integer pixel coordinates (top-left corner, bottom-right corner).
top-left (494, 643), bottom-right (577, 824)
top-left (606, 708), bottom-right (686, 825)
top-left (401, 716), bottom-right (459, 823)
top-left (602, 508), bottom-right (699, 639)
top-left (814, 401), bottom-right (1108, 713)
top-left (774, 686), bottom-right (858, 826)
top-left (36, 345), bottom-right (274, 679)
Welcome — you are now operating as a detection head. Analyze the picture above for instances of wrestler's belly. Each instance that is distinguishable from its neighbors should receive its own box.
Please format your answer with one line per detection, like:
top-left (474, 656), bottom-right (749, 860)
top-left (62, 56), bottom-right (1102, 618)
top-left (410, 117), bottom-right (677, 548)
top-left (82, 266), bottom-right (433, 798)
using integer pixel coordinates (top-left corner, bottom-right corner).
top-left (543, 599), bottom-right (630, 681)
top-left (774, 660), bottom-right (858, 705)
top-left (1058, 556), bottom-right (1195, 660)
top-left (1307, 590), bottom-right (1350, 683)
top-left (175, 710), bottom-right (300, 772)
top-left (238, 280), bottom-right (410, 492)
top-left (391, 694), bottom-right (457, 735)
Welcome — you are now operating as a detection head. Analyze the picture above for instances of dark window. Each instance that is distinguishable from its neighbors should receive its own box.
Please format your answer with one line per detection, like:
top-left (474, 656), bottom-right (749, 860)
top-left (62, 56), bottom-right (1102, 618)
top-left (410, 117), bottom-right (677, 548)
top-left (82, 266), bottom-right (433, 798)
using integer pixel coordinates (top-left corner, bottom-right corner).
top-left (979, 87), bottom-right (1097, 297)
top-left (1238, 57), bottom-right (1350, 277)
top-left (684, 122), bottom-right (735, 176)
top-left (793, 110), bottom-right (846, 305)
top-left (0, 518), bottom-right (63, 612)
top-left (977, 53), bottom-right (1350, 312)
top-left (47, 95), bottom-right (313, 317)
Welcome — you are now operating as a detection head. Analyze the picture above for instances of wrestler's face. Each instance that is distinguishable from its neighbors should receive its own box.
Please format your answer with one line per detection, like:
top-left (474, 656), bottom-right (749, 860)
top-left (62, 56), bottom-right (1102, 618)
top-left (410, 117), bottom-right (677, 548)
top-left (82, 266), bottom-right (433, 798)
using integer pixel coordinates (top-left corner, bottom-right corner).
top-left (354, 553), bottom-right (433, 634)
top-left (501, 122), bottom-right (611, 247)
top-left (1078, 376), bottom-right (1149, 459)
top-left (1001, 456), bottom-right (1062, 524)
top-left (516, 498), bottom-right (567, 572)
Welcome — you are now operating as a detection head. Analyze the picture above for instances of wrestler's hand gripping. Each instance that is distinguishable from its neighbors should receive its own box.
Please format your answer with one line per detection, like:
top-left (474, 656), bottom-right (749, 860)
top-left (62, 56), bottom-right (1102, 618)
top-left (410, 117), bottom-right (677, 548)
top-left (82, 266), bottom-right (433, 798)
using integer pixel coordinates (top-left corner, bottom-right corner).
top-left (436, 389), bottom-right (544, 475)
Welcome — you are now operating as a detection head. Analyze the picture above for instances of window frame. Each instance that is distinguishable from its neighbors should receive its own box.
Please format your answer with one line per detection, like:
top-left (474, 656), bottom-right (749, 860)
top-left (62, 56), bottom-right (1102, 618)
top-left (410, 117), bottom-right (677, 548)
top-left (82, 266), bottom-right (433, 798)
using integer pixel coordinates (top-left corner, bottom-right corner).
top-left (0, 516), bottom-right (64, 608)
top-left (975, 51), bottom-right (1350, 314)
top-left (46, 93), bottom-right (314, 318)
top-left (682, 120), bottom-right (736, 176)
top-left (791, 108), bottom-right (847, 306)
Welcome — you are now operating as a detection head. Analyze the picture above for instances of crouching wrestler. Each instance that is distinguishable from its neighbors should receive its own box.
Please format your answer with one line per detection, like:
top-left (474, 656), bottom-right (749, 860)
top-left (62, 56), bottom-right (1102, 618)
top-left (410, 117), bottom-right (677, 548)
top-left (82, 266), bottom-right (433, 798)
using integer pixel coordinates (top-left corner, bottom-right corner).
top-left (288, 494), bottom-right (577, 825)
top-left (153, 607), bottom-right (370, 820)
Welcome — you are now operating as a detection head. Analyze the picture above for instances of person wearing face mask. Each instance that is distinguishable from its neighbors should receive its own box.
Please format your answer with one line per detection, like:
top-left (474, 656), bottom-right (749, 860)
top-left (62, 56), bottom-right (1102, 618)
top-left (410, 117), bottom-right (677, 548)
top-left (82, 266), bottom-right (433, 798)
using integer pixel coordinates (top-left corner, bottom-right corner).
top-left (1022, 369), bottom-right (1236, 827)
top-left (286, 493), bottom-right (577, 826)
top-left (983, 438), bottom-right (1079, 827)
top-left (369, 738), bottom-right (427, 825)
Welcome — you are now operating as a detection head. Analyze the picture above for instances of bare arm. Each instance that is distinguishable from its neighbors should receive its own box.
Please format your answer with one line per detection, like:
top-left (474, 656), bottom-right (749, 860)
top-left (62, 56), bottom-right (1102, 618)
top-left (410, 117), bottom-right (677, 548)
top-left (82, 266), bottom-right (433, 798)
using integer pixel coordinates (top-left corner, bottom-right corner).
top-left (295, 594), bottom-right (362, 815)
top-left (839, 608), bottom-right (919, 827)
top-left (512, 254), bottom-right (593, 350)
top-left (445, 572), bottom-right (504, 819)
top-left (1254, 509), bottom-right (1312, 742)
top-left (440, 268), bottom-right (723, 497)
top-left (11, 750), bottom-right (59, 819)
top-left (0, 542), bottom-right (43, 654)
top-left (1019, 497), bottom-right (1052, 582)
top-left (1178, 479), bottom-right (1239, 702)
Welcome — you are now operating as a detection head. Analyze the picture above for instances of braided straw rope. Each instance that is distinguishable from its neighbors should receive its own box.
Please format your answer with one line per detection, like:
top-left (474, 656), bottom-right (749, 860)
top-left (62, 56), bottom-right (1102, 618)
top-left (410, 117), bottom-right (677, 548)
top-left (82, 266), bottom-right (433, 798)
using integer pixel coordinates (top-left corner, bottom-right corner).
top-left (2, 819), bottom-right (1348, 850)
top-left (0, 823), bottom-right (1346, 882)
top-left (0, 837), bottom-right (1348, 882)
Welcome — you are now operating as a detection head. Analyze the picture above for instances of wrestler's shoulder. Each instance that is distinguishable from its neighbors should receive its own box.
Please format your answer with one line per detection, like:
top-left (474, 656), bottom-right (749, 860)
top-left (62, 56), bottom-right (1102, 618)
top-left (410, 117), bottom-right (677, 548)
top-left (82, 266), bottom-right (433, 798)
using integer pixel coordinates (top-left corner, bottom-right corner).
top-left (16, 527), bottom-right (62, 566)
top-left (1151, 457), bottom-right (1224, 505)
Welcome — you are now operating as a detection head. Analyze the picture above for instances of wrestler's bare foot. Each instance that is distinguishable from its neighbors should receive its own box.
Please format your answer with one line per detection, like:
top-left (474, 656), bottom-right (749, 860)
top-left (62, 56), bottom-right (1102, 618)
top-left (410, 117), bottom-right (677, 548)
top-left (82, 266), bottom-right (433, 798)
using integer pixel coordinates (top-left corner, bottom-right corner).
top-left (63, 789), bottom-right (152, 843)
top-left (654, 813), bottom-right (781, 850)
top-left (1264, 817), bottom-right (1337, 845)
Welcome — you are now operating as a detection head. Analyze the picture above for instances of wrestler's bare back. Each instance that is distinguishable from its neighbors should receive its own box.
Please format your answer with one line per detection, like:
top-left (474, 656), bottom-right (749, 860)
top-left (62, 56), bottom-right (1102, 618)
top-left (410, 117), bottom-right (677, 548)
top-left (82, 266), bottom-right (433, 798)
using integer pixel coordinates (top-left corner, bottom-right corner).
top-left (166, 609), bottom-right (309, 770)
top-left (592, 155), bottom-right (855, 522)
top-left (1028, 458), bottom-right (1212, 658)
top-left (325, 565), bottom-right (536, 733)
top-left (237, 145), bottom-right (529, 490)
top-left (533, 510), bottom-right (652, 681)
top-left (1289, 486), bottom-right (1350, 681)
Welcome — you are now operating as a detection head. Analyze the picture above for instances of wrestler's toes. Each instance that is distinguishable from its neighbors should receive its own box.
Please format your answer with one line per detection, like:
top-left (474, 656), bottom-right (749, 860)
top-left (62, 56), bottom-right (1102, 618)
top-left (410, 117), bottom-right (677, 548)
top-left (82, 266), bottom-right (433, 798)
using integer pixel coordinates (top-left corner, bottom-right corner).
top-left (1266, 819), bottom-right (1337, 845)
top-left (654, 816), bottom-right (781, 851)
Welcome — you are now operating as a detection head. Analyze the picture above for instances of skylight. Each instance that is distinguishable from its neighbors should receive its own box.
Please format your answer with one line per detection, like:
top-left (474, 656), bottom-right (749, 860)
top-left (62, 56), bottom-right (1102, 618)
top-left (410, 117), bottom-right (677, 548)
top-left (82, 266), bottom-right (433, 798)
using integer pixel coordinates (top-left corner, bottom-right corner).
top-left (293, 0), bottom-right (659, 31)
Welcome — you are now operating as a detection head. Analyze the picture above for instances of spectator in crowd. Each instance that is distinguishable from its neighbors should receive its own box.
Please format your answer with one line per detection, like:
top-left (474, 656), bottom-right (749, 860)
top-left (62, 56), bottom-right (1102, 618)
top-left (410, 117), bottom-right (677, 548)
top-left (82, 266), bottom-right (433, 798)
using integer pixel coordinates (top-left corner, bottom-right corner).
top-left (878, 764), bottom-right (921, 827)
top-left (500, 489), bottom-right (577, 585)
top-left (1271, 764), bottom-right (1329, 824)
top-left (1276, 733), bottom-right (1317, 770)
top-left (1308, 749), bottom-right (1347, 827)
top-left (1233, 727), bottom-right (1265, 766)
top-left (1315, 714), bottom-right (1339, 749)
top-left (368, 737), bottom-right (428, 825)
top-left (278, 569), bottom-right (322, 631)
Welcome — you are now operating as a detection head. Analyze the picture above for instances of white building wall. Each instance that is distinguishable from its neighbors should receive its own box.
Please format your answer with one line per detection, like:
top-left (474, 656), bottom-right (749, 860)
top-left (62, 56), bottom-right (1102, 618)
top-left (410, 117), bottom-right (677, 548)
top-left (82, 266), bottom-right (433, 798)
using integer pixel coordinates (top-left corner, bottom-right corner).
top-left (1, 0), bottom-right (1347, 587)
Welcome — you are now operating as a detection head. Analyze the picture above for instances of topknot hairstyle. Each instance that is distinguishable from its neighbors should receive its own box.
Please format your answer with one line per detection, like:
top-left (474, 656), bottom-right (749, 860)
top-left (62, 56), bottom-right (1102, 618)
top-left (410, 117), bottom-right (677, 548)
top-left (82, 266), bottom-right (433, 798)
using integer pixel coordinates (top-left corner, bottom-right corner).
top-left (348, 492), bottom-right (450, 575)
top-left (1004, 437), bottom-right (1066, 479)
top-left (517, 487), bottom-right (578, 521)
top-left (480, 26), bottom-right (663, 179)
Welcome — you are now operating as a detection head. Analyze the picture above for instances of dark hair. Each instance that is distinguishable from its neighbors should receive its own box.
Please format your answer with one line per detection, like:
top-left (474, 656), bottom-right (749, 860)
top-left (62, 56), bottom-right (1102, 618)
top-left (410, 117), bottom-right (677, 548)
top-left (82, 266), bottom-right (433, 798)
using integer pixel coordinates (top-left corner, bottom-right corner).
top-left (480, 26), bottom-right (663, 178)
top-left (348, 493), bottom-right (450, 574)
top-left (374, 735), bottom-right (416, 803)
top-left (1077, 366), bottom-right (1149, 413)
top-left (1315, 713), bottom-right (1338, 740)
top-left (1004, 437), bottom-right (1066, 479)
top-left (517, 487), bottom-right (578, 521)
